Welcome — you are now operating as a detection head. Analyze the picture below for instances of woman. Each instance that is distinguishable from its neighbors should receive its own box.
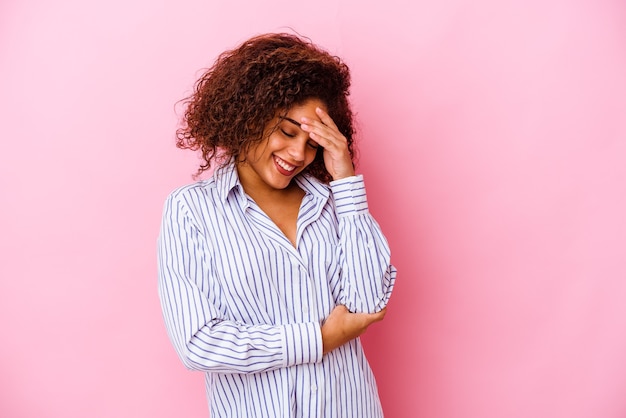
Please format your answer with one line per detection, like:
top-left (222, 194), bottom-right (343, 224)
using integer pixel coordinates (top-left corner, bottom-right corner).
top-left (158, 33), bottom-right (397, 417)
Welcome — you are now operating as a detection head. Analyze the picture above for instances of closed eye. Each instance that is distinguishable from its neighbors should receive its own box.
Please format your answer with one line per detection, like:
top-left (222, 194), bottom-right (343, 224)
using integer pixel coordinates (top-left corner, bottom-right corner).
top-left (307, 140), bottom-right (319, 149)
top-left (280, 129), bottom-right (296, 138)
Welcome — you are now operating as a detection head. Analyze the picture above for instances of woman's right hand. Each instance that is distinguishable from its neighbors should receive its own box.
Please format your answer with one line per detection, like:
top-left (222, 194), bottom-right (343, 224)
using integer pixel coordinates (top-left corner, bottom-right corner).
top-left (321, 305), bottom-right (387, 354)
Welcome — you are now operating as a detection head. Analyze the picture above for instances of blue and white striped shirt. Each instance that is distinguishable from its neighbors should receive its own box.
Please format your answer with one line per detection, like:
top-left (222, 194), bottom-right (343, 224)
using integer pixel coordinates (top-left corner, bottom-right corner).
top-left (157, 163), bottom-right (396, 417)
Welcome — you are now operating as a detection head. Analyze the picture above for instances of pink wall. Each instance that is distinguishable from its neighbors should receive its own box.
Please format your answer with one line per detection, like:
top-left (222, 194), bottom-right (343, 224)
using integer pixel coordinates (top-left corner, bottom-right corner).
top-left (1, 0), bottom-right (625, 417)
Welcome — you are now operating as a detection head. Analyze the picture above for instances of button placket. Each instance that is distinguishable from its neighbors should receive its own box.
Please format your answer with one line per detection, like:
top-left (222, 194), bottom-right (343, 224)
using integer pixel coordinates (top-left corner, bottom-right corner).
top-left (291, 252), bottom-right (313, 321)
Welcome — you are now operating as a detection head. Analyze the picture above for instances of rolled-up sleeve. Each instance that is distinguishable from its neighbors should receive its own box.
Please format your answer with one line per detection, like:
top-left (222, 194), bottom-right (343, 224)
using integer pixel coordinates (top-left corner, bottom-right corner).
top-left (331, 175), bottom-right (397, 314)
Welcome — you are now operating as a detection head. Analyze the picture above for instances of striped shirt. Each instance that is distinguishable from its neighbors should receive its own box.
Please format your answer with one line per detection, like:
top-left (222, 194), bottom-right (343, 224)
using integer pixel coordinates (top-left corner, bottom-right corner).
top-left (157, 162), bottom-right (397, 417)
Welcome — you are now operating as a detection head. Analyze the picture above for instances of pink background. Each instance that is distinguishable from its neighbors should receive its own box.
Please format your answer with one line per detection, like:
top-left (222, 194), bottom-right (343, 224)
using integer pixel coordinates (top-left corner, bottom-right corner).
top-left (1, 0), bottom-right (625, 417)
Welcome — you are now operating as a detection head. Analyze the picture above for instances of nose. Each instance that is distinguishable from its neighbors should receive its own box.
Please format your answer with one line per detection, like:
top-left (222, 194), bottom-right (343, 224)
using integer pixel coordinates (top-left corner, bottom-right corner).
top-left (287, 137), bottom-right (307, 162)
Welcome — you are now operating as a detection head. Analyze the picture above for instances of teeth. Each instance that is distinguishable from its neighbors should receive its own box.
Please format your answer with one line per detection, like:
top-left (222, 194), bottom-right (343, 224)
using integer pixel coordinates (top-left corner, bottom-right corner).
top-left (275, 156), bottom-right (296, 172)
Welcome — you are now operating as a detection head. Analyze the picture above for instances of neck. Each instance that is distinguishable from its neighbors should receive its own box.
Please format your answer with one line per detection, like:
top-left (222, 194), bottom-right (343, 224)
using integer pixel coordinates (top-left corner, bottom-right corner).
top-left (236, 163), bottom-right (299, 203)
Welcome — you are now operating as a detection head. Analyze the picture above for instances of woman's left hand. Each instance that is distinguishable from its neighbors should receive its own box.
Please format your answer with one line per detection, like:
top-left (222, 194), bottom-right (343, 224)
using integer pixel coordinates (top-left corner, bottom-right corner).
top-left (300, 107), bottom-right (355, 181)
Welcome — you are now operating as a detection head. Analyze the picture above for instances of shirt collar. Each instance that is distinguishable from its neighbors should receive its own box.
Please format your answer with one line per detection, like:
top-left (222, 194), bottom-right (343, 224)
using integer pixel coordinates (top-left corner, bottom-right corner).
top-left (294, 173), bottom-right (330, 201)
top-left (214, 162), bottom-right (243, 203)
top-left (214, 161), bottom-right (330, 203)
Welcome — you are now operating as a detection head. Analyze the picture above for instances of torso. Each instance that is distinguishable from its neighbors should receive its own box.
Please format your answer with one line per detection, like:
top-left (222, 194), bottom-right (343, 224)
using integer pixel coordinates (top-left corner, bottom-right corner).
top-left (170, 169), bottom-right (384, 417)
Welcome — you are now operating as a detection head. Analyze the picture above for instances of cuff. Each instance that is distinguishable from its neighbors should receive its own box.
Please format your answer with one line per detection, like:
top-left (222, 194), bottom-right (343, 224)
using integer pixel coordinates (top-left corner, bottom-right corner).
top-left (281, 322), bottom-right (323, 367)
top-left (330, 174), bottom-right (369, 217)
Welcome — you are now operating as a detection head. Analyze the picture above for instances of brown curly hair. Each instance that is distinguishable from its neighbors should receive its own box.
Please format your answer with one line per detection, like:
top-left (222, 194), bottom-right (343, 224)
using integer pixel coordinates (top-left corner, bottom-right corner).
top-left (176, 33), bottom-right (355, 183)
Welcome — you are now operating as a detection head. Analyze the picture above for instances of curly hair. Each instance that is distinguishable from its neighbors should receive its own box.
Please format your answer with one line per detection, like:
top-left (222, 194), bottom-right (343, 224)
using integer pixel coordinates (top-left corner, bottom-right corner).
top-left (176, 33), bottom-right (355, 183)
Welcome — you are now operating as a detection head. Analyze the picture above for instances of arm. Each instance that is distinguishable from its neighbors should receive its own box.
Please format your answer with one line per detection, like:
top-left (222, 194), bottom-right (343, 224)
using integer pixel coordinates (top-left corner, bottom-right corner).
top-left (157, 192), bottom-right (323, 373)
top-left (301, 108), bottom-right (397, 314)
top-left (331, 176), bottom-right (397, 313)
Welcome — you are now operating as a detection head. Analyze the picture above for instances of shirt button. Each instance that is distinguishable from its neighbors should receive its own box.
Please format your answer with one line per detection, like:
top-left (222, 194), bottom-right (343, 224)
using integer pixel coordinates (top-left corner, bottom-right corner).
top-left (311, 384), bottom-right (317, 392)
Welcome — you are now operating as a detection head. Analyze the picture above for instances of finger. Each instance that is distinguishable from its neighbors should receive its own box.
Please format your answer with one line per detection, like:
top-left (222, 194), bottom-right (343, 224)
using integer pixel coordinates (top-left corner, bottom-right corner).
top-left (299, 118), bottom-right (332, 135)
top-left (300, 121), bottom-right (345, 150)
top-left (314, 107), bottom-right (339, 130)
top-left (300, 111), bottom-right (343, 140)
top-left (364, 308), bottom-right (387, 324)
top-left (305, 129), bottom-right (335, 150)
top-left (376, 307), bottom-right (387, 321)
top-left (353, 308), bottom-right (386, 327)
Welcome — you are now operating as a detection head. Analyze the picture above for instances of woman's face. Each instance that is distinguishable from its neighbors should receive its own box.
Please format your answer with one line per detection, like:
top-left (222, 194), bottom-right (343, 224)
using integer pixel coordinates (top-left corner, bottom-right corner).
top-left (237, 98), bottom-right (326, 193)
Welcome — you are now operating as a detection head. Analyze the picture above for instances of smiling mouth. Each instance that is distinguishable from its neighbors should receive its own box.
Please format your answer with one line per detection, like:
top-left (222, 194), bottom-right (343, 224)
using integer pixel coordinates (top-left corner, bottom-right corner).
top-left (274, 155), bottom-right (297, 174)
